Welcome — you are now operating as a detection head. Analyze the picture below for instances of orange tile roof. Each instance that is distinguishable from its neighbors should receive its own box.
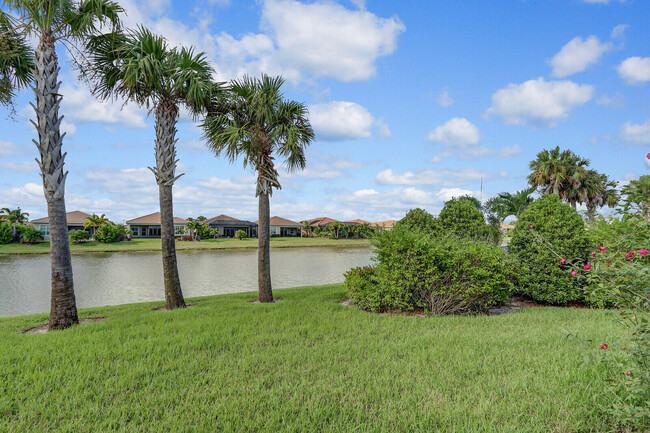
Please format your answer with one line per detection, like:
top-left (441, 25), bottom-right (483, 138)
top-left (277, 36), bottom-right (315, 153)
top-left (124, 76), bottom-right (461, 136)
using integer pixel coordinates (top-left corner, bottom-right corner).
top-left (202, 214), bottom-right (238, 224)
top-left (255, 216), bottom-right (301, 226)
top-left (372, 220), bottom-right (397, 228)
top-left (126, 212), bottom-right (188, 225)
top-left (305, 217), bottom-right (339, 227)
top-left (31, 210), bottom-right (93, 225)
top-left (344, 219), bottom-right (372, 225)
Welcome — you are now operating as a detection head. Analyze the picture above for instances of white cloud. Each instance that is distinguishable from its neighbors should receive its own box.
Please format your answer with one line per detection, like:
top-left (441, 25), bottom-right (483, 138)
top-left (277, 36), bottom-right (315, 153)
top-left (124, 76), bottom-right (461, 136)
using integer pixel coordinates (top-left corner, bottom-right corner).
top-left (435, 188), bottom-right (476, 203)
top-left (309, 101), bottom-right (373, 141)
top-left (619, 120), bottom-right (650, 145)
top-left (375, 168), bottom-right (507, 187)
top-left (617, 57), bottom-right (650, 85)
top-left (375, 118), bottom-right (392, 141)
top-left (427, 117), bottom-right (480, 146)
top-left (597, 93), bottom-right (625, 108)
top-left (61, 121), bottom-right (77, 136)
top-left (499, 144), bottom-right (523, 158)
top-left (486, 78), bottom-right (594, 127)
top-left (0, 140), bottom-right (27, 157)
top-left (549, 36), bottom-right (611, 78)
top-left (610, 24), bottom-right (628, 40)
top-left (437, 88), bottom-right (453, 107)
top-left (0, 161), bottom-right (38, 172)
top-left (60, 85), bottom-right (148, 128)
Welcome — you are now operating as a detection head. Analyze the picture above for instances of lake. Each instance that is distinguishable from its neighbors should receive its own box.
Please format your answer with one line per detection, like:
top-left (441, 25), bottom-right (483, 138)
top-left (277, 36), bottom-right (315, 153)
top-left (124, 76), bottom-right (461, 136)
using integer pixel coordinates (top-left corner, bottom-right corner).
top-left (0, 247), bottom-right (373, 318)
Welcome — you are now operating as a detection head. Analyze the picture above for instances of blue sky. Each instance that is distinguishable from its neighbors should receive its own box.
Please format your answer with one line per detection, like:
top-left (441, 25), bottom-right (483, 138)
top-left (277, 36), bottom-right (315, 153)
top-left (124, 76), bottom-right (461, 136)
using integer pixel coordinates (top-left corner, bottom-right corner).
top-left (1, 0), bottom-right (649, 223)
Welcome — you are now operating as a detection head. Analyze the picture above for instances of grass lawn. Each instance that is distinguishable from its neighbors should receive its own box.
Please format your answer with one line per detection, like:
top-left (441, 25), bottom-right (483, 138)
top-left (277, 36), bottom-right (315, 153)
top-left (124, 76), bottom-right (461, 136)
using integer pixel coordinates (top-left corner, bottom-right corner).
top-left (0, 284), bottom-right (624, 432)
top-left (0, 237), bottom-right (371, 255)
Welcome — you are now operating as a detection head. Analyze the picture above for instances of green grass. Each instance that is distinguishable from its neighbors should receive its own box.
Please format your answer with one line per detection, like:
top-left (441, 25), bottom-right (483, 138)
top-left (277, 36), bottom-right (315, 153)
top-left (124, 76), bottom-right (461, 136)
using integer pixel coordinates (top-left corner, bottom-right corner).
top-left (0, 237), bottom-right (371, 255)
top-left (0, 284), bottom-right (624, 432)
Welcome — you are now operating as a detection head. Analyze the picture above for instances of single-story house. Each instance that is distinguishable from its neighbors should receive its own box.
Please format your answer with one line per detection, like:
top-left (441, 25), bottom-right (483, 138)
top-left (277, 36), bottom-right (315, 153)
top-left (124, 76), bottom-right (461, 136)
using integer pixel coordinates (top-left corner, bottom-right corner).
top-left (304, 217), bottom-right (339, 229)
top-left (344, 219), bottom-right (372, 226)
top-left (202, 214), bottom-right (257, 238)
top-left (254, 216), bottom-right (302, 237)
top-left (372, 220), bottom-right (397, 230)
top-left (127, 212), bottom-right (189, 238)
top-left (30, 210), bottom-right (95, 240)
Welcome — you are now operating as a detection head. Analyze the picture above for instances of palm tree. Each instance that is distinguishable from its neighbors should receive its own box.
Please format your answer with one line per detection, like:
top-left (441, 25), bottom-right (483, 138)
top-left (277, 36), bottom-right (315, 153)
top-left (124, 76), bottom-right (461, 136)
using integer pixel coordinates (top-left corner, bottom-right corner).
top-left (185, 218), bottom-right (203, 241)
top-left (203, 74), bottom-right (314, 303)
top-left (302, 220), bottom-right (312, 238)
top-left (83, 213), bottom-right (109, 236)
top-left (581, 170), bottom-right (619, 222)
top-left (484, 186), bottom-right (536, 222)
top-left (0, 207), bottom-right (29, 236)
top-left (621, 175), bottom-right (650, 218)
top-left (2, 1), bottom-right (122, 330)
top-left (87, 27), bottom-right (216, 309)
top-left (528, 146), bottom-right (589, 209)
top-left (0, 12), bottom-right (33, 112)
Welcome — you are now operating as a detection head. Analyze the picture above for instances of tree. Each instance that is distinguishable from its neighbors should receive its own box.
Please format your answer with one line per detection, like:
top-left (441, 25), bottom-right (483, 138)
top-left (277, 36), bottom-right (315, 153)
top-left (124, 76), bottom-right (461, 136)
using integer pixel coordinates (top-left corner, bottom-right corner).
top-left (302, 220), bottom-right (312, 238)
top-left (0, 11), bottom-right (33, 113)
top-left (621, 175), bottom-right (650, 218)
top-left (83, 213), bottom-right (109, 235)
top-left (581, 170), bottom-right (619, 222)
top-left (87, 27), bottom-right (216, 309)
top-left (438, 197), bottom-right (489, 240)
top-left (0, 207), bottom-right (29, 237)
top-left (185, 218), bottom-right (203, 241)
top-left (395, 208), bottom-right (439, 233)
top-left (203, 74), bottom-right (315, 302)
top-left (528, 146), bottom-right (589, 209)
top-left (484, 186), bottom-right (536, 222)
top-left (2, 0), bottom-right (121, 330)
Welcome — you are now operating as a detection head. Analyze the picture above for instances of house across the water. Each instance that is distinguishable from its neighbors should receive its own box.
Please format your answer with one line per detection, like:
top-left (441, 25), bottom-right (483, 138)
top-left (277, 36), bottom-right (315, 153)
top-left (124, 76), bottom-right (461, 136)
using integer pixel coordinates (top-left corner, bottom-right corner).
top-left (30, 210), bottom-right (94, 240)
top-left (305, 217), bottom-right (339, 229)
top-left (127, 212), bottom-right (188, 238)
top-left (372, 220), bottom-right (397, 230)
top-left (202, 215), bottom-right (258, 238)
top-left (258, 216), bottom-right (302, 237)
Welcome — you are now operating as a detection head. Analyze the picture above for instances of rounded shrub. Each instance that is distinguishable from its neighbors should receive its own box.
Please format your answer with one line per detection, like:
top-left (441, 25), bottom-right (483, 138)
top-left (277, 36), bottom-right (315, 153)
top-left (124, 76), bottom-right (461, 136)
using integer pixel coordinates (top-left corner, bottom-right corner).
top-left (395, 208), bottom-right (440, 233)
top-left (235, 229), bottom-right (247, 240)
top-left (345, 226), bottom-right (515, 314)
top-left (69, 229), bottom-right (90, 244)
top-left (438, 196), bottom-right (489, 240)
top-left (19, 226), bottom-right (43, 244)
top-left (94, 224), bottom-right (120, 243)
top-left (509, 194), bottom-right (589, 303)
top-left (0, 222), bottom-right (12, 244)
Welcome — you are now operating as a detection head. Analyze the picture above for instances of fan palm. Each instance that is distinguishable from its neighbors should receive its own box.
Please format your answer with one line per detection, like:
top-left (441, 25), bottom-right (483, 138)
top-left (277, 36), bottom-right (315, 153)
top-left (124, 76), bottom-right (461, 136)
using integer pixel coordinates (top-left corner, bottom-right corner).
top-left (484, 186), bottom-right (536, 222)
top-left (0, 207), bottom-right (29, 236)
top-left (86, 27), bottom-right (217, 309)
top-left (2, 0), bottom-right (122, 330)
top-left (83, 213), bottom-right (109, 235)
top-left (528, 146), bottom-right (589, 208)
top-left (581, 170), bottom-right (619, 222)
top-left (203, 74), bottom-right (314, 302)
top-left (0, 11), bottom-right (33, 111)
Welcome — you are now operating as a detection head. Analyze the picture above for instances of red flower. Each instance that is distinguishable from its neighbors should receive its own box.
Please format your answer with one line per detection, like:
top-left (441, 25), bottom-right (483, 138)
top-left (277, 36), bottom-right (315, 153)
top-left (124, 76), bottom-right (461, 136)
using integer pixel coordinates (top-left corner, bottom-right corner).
top-left (647, 152), bottom-right (650, 159)
top-left (626, 372), bottom-right (631, 376)
top-left (621, 347), bottom-right (626, 350)
top-left (584, 264), bottom-right (592, 270)
top-left (528, 224), bottom-right (533, 228)
top-left (592, 251), bottom-right (597, 257)
top-left (598, 246), bottom-right (607, 251)
top-left (559, 258), bottom-right (567, 265)
top-left (626, 251), bottom-right (635, 258)
top-left (639, 249), bottom-right (648, 255)
top-left (600, 343), bottom-right (608, 349)
top-left (571, 270), bottom-right (577, 276)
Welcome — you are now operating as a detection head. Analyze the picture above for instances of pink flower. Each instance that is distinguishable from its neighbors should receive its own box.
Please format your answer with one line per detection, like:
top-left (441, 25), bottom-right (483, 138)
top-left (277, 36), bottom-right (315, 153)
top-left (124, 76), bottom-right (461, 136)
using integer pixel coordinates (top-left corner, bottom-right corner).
top-left (639, 249), bottom-right (648, 255)
top-left (592, 251), bottom-right (597, 257)
top-left (559, 258), bottom-right (567, 265)
top-left (600, 343), bottom-right (608, 349)
top-left (626, 372), bottom-right (631, 376)
top-left (621, 347), bottom-right (626, 350)
top-left (598, 246), bottom-right (607, 251)
top-left (584, 264), bottom-right (592, 270)
top-left (647, 291), bottom-right (650, 294)
top-left (571, 270), bottom-right (578, 276)
top-left (626, 251), bottom-right (635, 259)
top-left (647, 152), bottom-right (650, 159)
top-left (528, 224), bottom-right (533, 228)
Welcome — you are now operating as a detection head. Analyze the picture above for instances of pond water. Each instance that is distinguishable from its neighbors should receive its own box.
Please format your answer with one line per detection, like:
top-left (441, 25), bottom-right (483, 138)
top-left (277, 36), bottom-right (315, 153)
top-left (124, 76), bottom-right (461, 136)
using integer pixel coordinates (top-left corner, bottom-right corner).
top-left (0, 247), bottom-right (373, 318)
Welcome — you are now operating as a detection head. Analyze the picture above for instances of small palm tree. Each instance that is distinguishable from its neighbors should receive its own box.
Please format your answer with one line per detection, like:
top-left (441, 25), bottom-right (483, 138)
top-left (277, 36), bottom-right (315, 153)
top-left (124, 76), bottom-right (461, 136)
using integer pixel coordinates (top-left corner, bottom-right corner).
top-left (582, 170), bottom-right (619, 222)
top-left (621, 175), bottom-right (650, 218)
top-left (203, 74), bottom-right (314, 303)
top-left (87, 27), bottom-right (216, 309)
top-left (0, 207), bottom-right (29, 236)
top-left (528, 146), bottom-right (589, 209)
top-left (484, 186), bottom-right (536, 222)
top-left (1, 1), bottom-right (122, 330)
top-left (83, 213), bottom-right (109, 236)
top-left (302, 220), bottom-right (312, 238)
top-left (185, 218), bottom-right (203, 241)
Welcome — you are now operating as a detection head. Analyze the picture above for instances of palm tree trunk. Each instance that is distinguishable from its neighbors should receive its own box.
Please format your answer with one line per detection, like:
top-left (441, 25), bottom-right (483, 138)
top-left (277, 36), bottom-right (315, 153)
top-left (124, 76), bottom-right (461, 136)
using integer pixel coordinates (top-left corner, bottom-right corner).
top-left (150, 99), bottom-right (185, 309)
top-left (31, 34), bottom-right (78, 330)
top-left (258, 190), bottom-right (273, 302)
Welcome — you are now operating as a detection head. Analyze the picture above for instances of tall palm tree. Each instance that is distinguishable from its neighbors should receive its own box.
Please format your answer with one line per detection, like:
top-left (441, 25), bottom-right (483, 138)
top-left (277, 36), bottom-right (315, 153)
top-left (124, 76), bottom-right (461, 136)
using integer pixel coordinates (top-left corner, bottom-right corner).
top-left (0, 207), bottom-right (29, 236)
top-left (87, 27), bottom-right (216, 309)
top-left (83, 213), bottom-right (109, 235)
top-left (528, 146), bottom-right (589, 209)
top-left (484, 186), bottom-right (536, 222)
top-left (203, 74), bottom-right (314, 303)
top-left (0, 11), bottom-right (33, 111)
top-left (2, 0), bottom-right (122, 330)
top-left (581, 170), bottom-right (619, 222)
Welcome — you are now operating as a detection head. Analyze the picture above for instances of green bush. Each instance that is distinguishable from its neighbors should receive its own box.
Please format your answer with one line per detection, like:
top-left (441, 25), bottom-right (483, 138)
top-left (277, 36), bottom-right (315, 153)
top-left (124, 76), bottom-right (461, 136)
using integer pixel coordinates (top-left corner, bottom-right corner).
top-left (395, 208), bottom-right (440, 233)
top-left (94, 224), bottom-right (120, 243)
top-left (509, 194), bottom-right (589, 303)
top-left (438, 196), bottom-right (489, 240)
top-left (0, 222), bottom-right (12, 244)
top-left (235, 230), bottom-right (247, 240)
top-left (19, 226), bottom-right (43, 244)
top-left (69, 229), bottom-right (90, 244)
top-left (346, 227), bottom-right (515, 314)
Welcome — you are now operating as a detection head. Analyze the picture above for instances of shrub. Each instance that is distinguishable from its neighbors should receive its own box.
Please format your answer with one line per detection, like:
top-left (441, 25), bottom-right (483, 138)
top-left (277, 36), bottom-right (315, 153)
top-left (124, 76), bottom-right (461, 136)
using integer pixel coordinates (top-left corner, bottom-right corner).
top-left (509, 194), bottom-right (589, 303)
top-left (94, 224), bottom-right (120, 243)
top-left (395, 208), bottom-right (440, 233)
top-left (438, 196), bottom-right (489, 240)
top-left (69, 229), bottom-right (90, 244)
top-left (0, 222), bottom-right (12, 244)
top-left (19, 226), bottom-right (43, 244)
top-left (235, 230), bottom-right (247, 240)
top-left (346, 227), bottom-right (515, 314)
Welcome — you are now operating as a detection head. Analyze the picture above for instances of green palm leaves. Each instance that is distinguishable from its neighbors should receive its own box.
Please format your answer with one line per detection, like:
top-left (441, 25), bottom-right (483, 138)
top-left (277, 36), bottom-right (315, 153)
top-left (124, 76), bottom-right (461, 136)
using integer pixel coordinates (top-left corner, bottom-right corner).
top-left (484, 187), bottom-right (536, 222)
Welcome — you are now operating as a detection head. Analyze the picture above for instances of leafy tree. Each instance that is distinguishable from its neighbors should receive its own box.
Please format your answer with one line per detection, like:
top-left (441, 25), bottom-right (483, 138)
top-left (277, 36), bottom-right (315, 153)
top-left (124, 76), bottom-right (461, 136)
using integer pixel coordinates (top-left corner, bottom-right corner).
top-left (87, 27), bottom-right (216, 310)
top-left (395, 208), bottom-right (439, 233)
top-left (203, 74), bottom-right (315, 303)
top-left (0, 207), bottom-right (29, 237)
top-left (438, 197), bottom-right (489, 240)
top-left (93, 224), bottom-right (120, 243)
top-left (621, 175), bottom-right (650, 218)
top-left (68, 229), bottom-right (90, 244)
top-left (484, 186), bottom-right (536, 222)
top-left (2, 0), bottom-right (123, 330)
top-left (528, 146), bottom-right (589, 209)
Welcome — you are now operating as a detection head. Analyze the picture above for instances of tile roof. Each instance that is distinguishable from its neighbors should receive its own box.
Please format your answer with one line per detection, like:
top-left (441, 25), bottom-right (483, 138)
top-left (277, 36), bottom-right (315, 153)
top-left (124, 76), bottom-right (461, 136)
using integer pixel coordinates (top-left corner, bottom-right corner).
top-left (30, 210), bottom-right (93, 225)
top-left (126, 212), bottom-right (188, 225)
top-left (268, 216), bottom-right (301, 226)
top-left (305, 217), bottom-right (339, 227)
top-left (344, 219), bottom-right (372, 225)
top-left (372, 220), bottom-right (397, 228)
top-left (203, 214), bottom-right (256, 226)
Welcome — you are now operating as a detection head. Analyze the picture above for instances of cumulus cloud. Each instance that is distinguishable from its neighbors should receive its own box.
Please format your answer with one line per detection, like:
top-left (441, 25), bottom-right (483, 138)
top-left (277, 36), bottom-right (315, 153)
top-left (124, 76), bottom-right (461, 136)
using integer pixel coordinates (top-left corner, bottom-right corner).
top-left (60, 85), bottom-right (148, 129)
top-left (427, 117), bottom-right (480, 146)
top-left (0, 140), bottom-right (27, 157)
top-left (375, 168), bottom-right (507, 187)
top-left (309, 101), bottom-right (374, 141)
top-left (0, 161), bottom-right (38, 172)
top-left (617, 57), bottom-right (650, 85)
top-left (619, 120), bottom-right (650, 145)
top-left (549, 36), bottom-right (611, 77)
top-left (499, 144), bottom-right (523, 158)
top-left (486, 78), bottom-right (594, 127)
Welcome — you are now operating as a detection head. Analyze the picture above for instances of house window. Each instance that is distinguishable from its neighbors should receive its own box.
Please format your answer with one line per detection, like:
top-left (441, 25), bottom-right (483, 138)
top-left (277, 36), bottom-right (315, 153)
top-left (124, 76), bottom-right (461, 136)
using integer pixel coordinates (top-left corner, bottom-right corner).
top-left (39, 225), bottom-right (49, 236)
top-left (131, 226), bottom-right (139, 236)
top-left (175, 225), bottom-right (185, 234)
